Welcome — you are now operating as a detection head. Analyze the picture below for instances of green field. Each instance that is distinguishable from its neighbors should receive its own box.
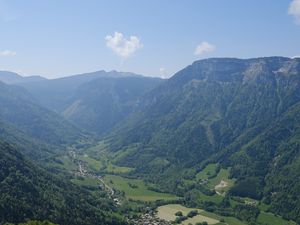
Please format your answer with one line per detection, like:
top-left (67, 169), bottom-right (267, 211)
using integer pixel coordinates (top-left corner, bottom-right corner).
top-left (103, 175), bottom-right (178, 201)
top-left (157, 204), bottom-right (199, 221)
top-left (197, 191), bottom-right (224, 204)
top-left (196, 164), bottom-right (235, 195)
top-left (200, 211), bottom-right (246, 225)
top-left (207, 169), bottom-right (230, 187)
top-left (105, 163), bottom-right (133, 173)
top-left (257, 212), bottom-right (296, 225)
top-left (156, 204), bottom-right (246, 225)
top-left (196, 163), bottom-right (218, 180)
top-left (85, 141), bottom-right (108, 153)
top-left (78, 154), bottom-right (134, 174)
top-left (53, 155), bottom-right (77, 171)
top-left (79, 154), bottom-right (104, 171)
top-left (156, 204), bottom-right (219, 224)
top-left (182, 215), bottom-right (219, 225)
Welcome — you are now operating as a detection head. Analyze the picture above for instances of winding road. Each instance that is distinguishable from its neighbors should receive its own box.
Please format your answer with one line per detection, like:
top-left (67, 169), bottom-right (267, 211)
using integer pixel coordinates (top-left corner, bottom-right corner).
top-left (69, 149), bottom-right (119, 204)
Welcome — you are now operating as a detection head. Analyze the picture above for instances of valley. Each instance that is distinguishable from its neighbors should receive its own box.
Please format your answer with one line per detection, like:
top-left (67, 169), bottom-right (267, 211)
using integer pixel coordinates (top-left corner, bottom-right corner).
top-left (1, 57), bottom-right (300, 225)
top-left (50, 143), bottom-right (295, 225)
top-left (1, 0), bottom-right (300, 224)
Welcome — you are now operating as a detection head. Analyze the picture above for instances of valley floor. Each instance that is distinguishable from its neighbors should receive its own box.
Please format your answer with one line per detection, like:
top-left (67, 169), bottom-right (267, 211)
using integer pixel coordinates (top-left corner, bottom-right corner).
top-left (48, 144), bottom-right (297, 225)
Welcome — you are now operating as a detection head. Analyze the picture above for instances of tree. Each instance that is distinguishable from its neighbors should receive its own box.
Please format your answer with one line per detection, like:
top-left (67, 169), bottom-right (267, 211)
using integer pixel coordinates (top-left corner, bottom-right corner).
top-left (187, 210), bottom-right (198, 218)
top-left (175, 211), bottom-right (183, 216)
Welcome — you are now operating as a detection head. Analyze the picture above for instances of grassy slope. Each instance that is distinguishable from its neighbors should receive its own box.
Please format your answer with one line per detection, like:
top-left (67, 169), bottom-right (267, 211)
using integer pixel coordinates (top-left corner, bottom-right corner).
top-left (103, 175), bottom-right (178, 201)
top-left (196, 164), bottom-right (218, 180)
top-left (196, 164), bottom-right (235, 190)
top-left (257, 212), bottom-right (297, 225)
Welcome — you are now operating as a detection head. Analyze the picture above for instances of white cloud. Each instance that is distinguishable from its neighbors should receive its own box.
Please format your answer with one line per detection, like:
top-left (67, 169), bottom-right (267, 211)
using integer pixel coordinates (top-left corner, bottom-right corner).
top-left (159, 67), bottom-right (166, 73)
top-left (289, 0), bottom-right (300, 24)
top-left (159, 67), bottom-right (168, 78)
top-left (105, 32), bottom-right (143, 59)
top-left (194, 42), bottom-right (216, 56)
top-left (0, 50), bottom-right (16, 56)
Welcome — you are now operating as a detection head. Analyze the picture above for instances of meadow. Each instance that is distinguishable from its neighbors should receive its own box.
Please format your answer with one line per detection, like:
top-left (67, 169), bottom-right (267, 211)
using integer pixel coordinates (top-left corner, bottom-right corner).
top-left (196, 164), bottom-right (235, 193)
top-left (257, 212), bottom-right (297, 225)
top-left (156, 204), bottom-right (245, 225)
top-left (103, 175), bottom-right (178, 201)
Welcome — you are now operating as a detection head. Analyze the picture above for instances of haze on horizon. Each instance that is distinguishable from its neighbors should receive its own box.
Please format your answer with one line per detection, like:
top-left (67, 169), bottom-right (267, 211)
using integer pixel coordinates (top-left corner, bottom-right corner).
top-left (0, 0), bottom-right (299, 79)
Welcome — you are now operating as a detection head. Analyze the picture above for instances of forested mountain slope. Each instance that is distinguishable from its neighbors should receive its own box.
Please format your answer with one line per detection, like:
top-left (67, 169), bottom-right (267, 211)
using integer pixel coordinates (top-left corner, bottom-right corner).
top-left (15, 70), bottom-right (163, 136)
top-left (0, 118), bottom-right (54, 159)
top-left (0, 141), bottom-right (126, 225)
top-left (224, 102), bottom-right (300, 222)
top-left (0, 81), bottom-right (88, 158)
top-left (62, 76), bottom-right (163, 135)
top-left (104, 57), bottom-right (300, 223)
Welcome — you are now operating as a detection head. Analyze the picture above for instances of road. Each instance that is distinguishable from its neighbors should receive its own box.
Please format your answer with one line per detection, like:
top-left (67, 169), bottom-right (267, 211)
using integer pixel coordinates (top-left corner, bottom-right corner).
top-left (69, 149), bottom-right (119, 204)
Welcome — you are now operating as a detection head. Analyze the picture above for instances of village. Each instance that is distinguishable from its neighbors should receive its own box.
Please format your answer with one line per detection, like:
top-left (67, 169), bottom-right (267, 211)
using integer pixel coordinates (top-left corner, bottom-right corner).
top-left (70, 150), bottom-right (175, 225)
top-left (129, 212), bottom-right (172, 225)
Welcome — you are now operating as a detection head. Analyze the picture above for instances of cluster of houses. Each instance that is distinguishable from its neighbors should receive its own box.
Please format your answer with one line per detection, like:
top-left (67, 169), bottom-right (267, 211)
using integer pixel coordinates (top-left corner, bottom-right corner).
top-left (70, 150), bottom-right (121, 205)
top-left (129, 213), bottom-right (172, 225)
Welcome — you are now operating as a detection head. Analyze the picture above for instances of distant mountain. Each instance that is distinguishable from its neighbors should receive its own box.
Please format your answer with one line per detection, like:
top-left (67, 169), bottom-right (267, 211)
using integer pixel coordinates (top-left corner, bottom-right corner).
top-left (105, 57), bottom-right (300, 223)
top-left (0, 71), bottom-right (46, 84)
top-left (19, 70), bottom-right (147, 112)
top-left (0, 140), bottom-right (126, 225)
top-left (62, 76), bottom-right (163, 135)
top-left (0, 71), bottom-right (23, 84)
top-left (13, 70), bottom-right (163, 135)
top-left (0, 81), bottom-right (89, 159)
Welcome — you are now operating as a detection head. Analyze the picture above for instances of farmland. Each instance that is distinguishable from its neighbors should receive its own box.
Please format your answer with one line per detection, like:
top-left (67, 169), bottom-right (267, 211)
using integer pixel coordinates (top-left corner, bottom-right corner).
top-left (156, 204), bottom-right (246, 225)
top-left (103, 175), bottom-right (178, 201)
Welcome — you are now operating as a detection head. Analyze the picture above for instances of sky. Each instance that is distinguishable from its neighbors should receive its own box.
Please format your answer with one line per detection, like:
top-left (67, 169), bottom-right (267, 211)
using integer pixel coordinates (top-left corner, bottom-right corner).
top-left (0, 0), bottom-right (300, 79)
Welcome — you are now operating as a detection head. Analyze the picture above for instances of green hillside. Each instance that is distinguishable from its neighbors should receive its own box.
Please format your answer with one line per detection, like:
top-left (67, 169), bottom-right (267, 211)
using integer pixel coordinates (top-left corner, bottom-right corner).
top-left (62, 76), bottom-right (163, 135)
top-left (0, 141), bottom-right (126, 225)
top-left (102, 57), bottom-right (300, 224)
top-left (0, 81), bottom-right (90, 159)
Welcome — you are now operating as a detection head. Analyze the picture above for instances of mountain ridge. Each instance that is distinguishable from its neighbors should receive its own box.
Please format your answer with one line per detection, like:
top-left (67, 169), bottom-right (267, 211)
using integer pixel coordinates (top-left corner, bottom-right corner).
top-left (0, 80), bottom-right (90, 159)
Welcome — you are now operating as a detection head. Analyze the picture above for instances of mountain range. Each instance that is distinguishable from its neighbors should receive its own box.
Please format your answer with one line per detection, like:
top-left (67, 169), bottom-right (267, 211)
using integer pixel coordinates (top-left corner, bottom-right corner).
top-left (1, 57), bottom-right (300, 224)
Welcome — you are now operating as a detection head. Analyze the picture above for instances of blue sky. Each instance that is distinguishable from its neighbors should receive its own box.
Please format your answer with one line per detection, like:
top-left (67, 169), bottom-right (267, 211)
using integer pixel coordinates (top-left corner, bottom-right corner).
top-left (0, 0), bottom-right (299, 78)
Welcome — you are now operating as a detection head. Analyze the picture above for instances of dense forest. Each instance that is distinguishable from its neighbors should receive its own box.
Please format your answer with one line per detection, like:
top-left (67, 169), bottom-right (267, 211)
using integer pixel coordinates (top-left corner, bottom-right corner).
top-left (0, 141), bottom-right (126, 225)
